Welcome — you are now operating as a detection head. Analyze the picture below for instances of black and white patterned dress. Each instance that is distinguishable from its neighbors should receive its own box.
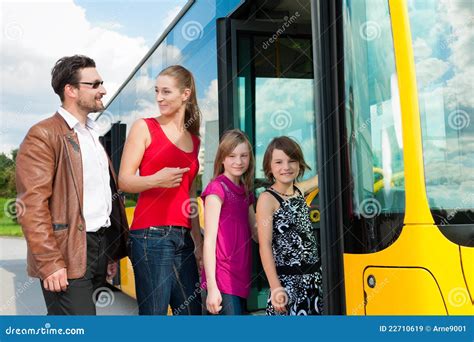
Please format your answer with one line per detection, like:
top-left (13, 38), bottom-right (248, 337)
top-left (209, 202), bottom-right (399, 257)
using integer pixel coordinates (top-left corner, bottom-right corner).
top-left (265, 186), bottom-right (323, 316)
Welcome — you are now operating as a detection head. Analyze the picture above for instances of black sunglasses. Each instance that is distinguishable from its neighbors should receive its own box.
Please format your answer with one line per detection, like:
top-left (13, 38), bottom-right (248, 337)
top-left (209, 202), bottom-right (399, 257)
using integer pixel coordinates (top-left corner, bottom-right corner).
top-left (78, 81), bottom-right (104, 89)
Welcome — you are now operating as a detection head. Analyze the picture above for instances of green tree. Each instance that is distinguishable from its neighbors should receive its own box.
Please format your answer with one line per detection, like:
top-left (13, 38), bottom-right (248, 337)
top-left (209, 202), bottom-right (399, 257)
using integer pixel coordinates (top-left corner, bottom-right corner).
top-left (0, 153), bottom-right (14, 169)
top-left (0, 150), bottom-right (17, 198)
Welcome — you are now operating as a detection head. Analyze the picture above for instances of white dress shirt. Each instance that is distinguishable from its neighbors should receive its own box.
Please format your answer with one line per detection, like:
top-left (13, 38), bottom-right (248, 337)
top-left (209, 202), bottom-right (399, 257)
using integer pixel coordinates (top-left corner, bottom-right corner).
top-left (58, 107), bottom-right (112, 232)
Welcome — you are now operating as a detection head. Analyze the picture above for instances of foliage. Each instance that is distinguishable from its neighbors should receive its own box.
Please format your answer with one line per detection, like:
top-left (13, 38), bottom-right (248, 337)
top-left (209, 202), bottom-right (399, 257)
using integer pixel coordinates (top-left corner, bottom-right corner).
top-left (0, 149), bottom-right (17, 198)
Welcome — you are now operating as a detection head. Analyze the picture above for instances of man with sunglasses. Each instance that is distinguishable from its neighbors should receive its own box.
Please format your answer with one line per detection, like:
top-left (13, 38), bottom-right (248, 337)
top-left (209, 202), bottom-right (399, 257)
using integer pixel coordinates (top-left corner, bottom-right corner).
top-left (16, 55), bottom-right (129, 315)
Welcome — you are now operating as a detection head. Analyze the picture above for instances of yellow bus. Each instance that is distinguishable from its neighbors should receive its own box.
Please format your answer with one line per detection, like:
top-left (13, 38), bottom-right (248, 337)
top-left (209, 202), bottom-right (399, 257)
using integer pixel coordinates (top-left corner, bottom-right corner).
top-left (100, 0), bottom-right (473, 315)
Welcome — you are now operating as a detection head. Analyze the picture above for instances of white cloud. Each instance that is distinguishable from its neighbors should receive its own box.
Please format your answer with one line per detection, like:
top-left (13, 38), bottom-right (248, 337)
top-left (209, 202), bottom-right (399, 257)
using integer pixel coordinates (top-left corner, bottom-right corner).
top-left (0, 0), bottom-right (150, 153)
top-left (414, 58), bottom-right (449, 86)
top-left (423, 134), bottom-right (474, 208)
top-left (436, 1), bottom-right (474, 111)
top-left (0, 110), bottom-right (52, 156)
top-left (161, 5), bottom-right (184, 32)
top-left (152, 43), bottom-right (184, 68)
top-left (96, 21), bottom-right (123, 31)
top-left (445, 66), bottom-right (474, 111)
top-left (413, 38), bottom-right (432, 60)
top-left (135, 73), bottom-right (156, 95)
top-left (199, 79), bottom-right (218, 122)
top-left (443, 1), bottom-right (474, 72)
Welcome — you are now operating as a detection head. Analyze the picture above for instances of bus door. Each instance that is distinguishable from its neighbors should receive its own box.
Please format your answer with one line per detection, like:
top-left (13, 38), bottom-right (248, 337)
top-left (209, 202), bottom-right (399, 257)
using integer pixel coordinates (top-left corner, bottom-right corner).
top-left (217, 0), bottom-right (319, 312)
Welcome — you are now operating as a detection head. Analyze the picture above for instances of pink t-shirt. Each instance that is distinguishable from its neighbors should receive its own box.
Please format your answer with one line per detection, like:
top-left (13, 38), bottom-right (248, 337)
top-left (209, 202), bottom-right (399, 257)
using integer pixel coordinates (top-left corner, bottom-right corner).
top-left (201, 174), bottom-right (255, 298)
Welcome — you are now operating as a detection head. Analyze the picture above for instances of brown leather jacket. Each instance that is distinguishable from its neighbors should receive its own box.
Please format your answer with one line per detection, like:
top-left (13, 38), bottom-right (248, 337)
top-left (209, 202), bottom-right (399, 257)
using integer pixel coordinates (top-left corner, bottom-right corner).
top-left (16, 113), bottom-right (129, 280)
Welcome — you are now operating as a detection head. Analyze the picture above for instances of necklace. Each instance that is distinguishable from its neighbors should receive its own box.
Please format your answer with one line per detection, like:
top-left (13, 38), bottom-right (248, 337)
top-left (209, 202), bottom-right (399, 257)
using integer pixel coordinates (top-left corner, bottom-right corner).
top-left (270, 186), bottom-right (295, 197)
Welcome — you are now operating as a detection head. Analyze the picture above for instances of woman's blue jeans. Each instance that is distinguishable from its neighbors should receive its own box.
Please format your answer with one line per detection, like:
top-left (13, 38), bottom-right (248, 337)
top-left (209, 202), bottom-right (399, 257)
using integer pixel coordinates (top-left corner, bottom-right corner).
top-left (129, 226), bottom-right (202, 315)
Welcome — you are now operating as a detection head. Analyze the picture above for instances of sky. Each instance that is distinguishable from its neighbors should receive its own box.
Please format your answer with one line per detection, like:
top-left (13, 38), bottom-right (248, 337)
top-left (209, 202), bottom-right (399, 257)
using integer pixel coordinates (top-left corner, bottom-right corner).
top-left (0, 0), bottom-right (186, 155)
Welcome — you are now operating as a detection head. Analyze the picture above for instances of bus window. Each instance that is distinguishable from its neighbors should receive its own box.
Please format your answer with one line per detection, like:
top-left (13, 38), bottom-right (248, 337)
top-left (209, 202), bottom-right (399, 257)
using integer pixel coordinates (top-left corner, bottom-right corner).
top-left (236, 34), bottom-right (316, 186)
top-left (408, 0), bottom-right (474, 246)
top-left (254, 37), bottom-right (316, 183)
top-left (343, 0), bottom-right (405, 253)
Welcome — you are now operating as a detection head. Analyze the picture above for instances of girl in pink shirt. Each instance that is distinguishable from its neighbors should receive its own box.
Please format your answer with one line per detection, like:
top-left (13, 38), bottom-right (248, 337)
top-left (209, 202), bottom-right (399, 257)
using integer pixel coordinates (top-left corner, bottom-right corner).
top-left (201, 129), bottom-right (258, 315)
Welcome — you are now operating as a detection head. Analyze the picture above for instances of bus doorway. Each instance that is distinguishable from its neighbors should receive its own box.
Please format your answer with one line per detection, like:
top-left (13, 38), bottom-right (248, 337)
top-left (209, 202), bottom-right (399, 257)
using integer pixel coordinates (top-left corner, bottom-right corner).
top-left (216, 0), bottom-right (321, 312)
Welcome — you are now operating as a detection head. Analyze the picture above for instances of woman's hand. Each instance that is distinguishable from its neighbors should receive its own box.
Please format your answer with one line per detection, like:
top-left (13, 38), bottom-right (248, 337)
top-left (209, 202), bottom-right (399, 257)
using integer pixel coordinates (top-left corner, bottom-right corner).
top-left (151, 167), bottom-right (190, 188)
top-left (206, 287), bottom-right (223, 314)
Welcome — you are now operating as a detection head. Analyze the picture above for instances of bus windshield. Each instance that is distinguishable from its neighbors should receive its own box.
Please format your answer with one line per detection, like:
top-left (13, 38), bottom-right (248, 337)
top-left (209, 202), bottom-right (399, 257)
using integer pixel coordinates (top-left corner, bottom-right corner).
top-left (408, 0), bottom-right (474, 226)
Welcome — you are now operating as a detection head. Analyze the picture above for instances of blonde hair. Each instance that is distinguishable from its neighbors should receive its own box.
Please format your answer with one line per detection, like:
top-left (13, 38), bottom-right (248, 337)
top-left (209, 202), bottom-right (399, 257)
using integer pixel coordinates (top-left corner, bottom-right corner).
top-left (213, 129), bottom-right (254, 193)
top-left (158, 65), bottom-right (201, 136)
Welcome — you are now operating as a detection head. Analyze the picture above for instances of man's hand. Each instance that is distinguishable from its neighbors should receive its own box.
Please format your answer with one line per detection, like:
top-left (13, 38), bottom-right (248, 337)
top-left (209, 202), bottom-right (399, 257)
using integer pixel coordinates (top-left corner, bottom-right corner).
top-left (194, 244), bottom-right (203, 270)
top-left (43, 268), bottom-right (68, 292)
top-left (107, 262), bottom-right (118, 281)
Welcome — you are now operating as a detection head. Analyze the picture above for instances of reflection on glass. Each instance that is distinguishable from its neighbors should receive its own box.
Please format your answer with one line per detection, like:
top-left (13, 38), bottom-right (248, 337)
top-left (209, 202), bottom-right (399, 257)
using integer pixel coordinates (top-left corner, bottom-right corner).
top-left (343, 0), bottom-right (405, 252)
top-left (238, 35), bottom-right (316, 184)
top-left (409, 0), bottom-right (474, 225)
top-left (254, 78), bottom-right (317, 180)
top-left (103, 1), bottom-right (242, 189)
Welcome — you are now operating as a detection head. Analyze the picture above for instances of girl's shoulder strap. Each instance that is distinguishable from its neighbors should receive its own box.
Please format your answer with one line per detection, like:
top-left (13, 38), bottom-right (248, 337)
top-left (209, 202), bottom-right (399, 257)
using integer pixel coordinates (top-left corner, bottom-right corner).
top-left (264, 188), bottom-right (284, 205)
top-left (294, 184), bottom-right (304, 197)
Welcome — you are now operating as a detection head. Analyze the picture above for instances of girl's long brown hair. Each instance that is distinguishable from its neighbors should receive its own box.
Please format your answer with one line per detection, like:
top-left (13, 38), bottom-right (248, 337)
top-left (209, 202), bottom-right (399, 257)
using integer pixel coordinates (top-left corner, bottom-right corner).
top-left (158, 65), bottom-right (201, 136)
top-left (213, 129), bottom-right (254, 193)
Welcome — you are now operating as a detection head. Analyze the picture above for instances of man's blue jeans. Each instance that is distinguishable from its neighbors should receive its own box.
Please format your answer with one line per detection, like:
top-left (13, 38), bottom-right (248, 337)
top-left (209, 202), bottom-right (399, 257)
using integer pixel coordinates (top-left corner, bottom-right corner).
top-left (129, 226), bottom-right (202, 315)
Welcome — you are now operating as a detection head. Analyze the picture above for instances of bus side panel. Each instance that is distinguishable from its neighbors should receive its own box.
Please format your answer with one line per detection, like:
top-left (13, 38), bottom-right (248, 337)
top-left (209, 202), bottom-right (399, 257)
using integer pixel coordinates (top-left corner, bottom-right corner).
top-left (460, 247), bottom-right (474, 306)
top-left (364, 267), bottom-right (446, 314)
top-left (344, 224), bottom-right (473, 315)
top-left (119, 207), bottom-right (136, 299)
top-left (119, 256), bottom-right (136, 299)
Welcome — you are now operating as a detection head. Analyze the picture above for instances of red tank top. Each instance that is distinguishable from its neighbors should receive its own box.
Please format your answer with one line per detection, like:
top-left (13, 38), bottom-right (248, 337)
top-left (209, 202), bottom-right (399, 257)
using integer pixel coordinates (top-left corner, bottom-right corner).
top-left (130, 118), bottom-right (200, 230)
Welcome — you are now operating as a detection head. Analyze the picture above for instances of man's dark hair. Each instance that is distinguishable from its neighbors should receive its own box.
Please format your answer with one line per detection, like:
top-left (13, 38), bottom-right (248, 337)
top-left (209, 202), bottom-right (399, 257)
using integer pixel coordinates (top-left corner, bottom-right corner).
top-left (51, 55), bottom-right (96, 102)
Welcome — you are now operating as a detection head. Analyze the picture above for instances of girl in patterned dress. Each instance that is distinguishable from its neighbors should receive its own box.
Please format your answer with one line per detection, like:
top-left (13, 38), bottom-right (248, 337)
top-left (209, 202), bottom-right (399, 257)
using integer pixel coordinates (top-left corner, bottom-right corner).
top-left (256, 136), bottom-right (323, 315)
